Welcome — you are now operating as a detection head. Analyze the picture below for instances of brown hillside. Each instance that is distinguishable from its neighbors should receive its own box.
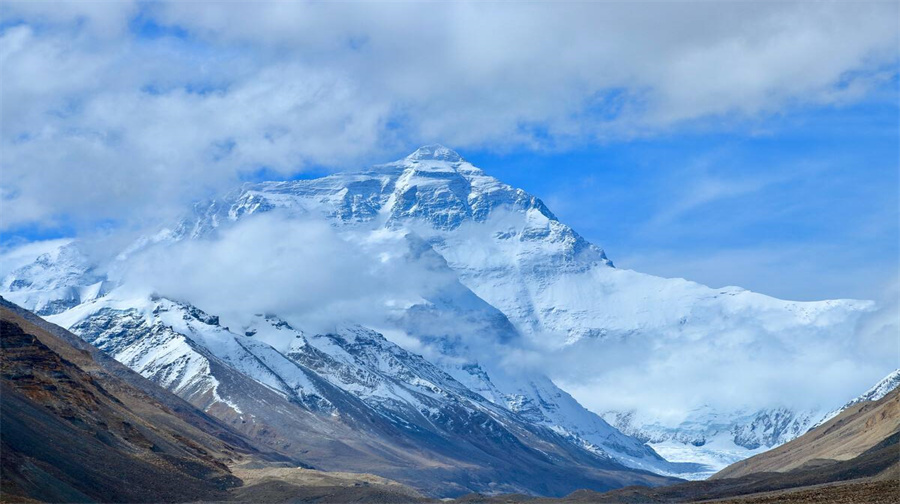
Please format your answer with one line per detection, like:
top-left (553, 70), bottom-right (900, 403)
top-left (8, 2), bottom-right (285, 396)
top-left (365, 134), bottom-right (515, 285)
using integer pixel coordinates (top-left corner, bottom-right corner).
top-left (713, 387), bottom-right (900, 479)
top-left (0, 302), bottom-right (251, 502)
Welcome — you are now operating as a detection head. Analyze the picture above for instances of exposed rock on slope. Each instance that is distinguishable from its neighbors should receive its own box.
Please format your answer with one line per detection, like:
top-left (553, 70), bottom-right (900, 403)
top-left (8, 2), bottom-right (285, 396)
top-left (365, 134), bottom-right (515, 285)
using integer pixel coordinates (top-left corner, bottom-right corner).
top-left (0, 298), bottom-right (255, 503)
top-left (38, 293), bottom-right (680, 497)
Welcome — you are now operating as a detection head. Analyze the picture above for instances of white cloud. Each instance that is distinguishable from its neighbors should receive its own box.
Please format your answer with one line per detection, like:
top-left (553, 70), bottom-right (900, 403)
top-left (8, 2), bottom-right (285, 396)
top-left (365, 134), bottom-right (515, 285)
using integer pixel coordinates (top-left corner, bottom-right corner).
top-left (553, 287), bottom-right (899, 422)
top-left (115, 212), bottom-right (460, 335)
top-left (1, 1), bottom-right (897, 231)
top-left (152, 1), bottom-right (898, 130)
top-left (0, 23), bottom-right (394, 229)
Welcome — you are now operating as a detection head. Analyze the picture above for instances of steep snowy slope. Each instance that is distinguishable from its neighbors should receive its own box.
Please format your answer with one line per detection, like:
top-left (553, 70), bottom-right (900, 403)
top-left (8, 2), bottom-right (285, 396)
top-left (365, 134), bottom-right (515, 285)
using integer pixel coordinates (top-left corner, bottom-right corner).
top-left (52, 295), bottom-right (331, 414)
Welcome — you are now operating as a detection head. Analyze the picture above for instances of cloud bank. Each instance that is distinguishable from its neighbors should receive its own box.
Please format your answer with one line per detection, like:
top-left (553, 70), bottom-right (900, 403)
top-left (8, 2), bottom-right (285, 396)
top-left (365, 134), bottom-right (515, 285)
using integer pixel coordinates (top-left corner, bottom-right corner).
top-left (2, 1), bottom-right (897, 230)
top-left (555, 295), bottom-right (898, 423)
top-left (114, 213), bottom-right (460, 336)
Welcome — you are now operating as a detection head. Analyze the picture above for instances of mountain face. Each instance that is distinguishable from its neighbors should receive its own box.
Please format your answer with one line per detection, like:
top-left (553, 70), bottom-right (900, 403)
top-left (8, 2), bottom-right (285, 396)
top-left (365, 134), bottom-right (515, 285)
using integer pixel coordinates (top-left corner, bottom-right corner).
top-left (0, 145), bottom-right (878, 487)
top-left (47, 291), bottom-right (680, 496)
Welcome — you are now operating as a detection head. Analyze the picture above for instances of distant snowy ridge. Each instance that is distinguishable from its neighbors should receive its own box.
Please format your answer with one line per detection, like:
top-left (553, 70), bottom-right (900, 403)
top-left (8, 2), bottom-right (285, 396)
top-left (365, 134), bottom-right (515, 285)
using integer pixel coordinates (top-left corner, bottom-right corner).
top-left (602, 406), bottom-right (824, 478)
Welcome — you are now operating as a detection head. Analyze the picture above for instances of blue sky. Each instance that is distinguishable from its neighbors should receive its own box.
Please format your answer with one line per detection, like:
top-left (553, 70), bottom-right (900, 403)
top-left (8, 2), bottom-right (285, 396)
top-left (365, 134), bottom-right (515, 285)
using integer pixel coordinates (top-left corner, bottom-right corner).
top-left (468, 100), bottom-right (899, 301)
top-left (1, 1), bottom-right (898, 302)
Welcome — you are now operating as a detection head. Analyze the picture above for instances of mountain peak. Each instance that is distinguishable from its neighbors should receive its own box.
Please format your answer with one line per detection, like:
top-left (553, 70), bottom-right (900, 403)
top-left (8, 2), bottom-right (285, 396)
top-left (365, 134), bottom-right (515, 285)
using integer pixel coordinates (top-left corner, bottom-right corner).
top-left (405, 144), bottom-right (463, 162)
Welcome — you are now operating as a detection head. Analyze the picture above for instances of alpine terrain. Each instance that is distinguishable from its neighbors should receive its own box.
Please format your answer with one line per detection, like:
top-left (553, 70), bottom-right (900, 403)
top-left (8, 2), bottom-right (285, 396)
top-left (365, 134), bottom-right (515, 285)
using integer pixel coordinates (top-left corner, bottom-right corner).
top-left (0, 145), bottom-right (883, 490)
top-left (0, 297), bottom-right (432, 503)
top-left (444, 365), bottom-right (900, 503)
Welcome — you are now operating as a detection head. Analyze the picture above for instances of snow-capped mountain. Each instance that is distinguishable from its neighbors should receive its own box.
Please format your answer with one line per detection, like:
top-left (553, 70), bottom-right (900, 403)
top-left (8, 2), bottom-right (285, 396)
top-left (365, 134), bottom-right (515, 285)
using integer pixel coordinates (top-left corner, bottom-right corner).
top-left (154, 144), bottom-right (873, 475)
top-left (170, 144), bottom-right (869, 348)
top-left (1, 242), bottom-right (109, 315)
top-left (0, 145), bottom-right (880, 487)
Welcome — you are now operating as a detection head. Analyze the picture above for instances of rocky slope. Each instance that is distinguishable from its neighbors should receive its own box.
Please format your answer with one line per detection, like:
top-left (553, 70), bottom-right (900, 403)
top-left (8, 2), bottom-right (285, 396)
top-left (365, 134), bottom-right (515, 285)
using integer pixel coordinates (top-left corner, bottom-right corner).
top-left (714, 383), bottom-right (900, 479)
top-left (0, 298), bottom-right (254, 503)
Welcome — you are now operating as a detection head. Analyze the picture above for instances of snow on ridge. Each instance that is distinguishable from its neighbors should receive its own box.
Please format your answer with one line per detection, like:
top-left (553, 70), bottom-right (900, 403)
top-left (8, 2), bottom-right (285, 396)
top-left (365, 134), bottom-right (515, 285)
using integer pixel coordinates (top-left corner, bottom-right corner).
top-left (811, 368), bottom-right (900, 429)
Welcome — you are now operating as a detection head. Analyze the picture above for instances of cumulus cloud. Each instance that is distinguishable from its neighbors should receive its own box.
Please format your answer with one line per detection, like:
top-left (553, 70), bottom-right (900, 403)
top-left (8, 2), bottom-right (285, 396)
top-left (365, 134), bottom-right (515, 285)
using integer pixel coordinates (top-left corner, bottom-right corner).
top-left (0, 23), bottom-right (392, 230)
top-left (1, 1), bottom-right (897, 231)
top-left (114, 212), bottom-right (461, 335)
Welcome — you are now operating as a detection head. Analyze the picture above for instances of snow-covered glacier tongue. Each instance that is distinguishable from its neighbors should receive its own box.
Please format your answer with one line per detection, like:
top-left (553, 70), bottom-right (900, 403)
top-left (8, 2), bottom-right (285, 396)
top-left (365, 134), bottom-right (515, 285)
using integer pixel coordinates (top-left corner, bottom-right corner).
top-left (1, 144), bottom-right (882, 485)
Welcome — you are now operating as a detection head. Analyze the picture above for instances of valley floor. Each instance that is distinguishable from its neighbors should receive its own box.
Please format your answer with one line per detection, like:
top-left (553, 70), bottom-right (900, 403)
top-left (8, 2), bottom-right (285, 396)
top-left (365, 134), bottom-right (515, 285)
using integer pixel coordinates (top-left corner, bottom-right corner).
top-left (223, 463), bottom-right (427, 503)
top-left (699, 478), bottom-right (899, 504)
top-left (5, 473), bottom-right (895, 504)
top-left (452, 477), bottom-right (898, 504)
